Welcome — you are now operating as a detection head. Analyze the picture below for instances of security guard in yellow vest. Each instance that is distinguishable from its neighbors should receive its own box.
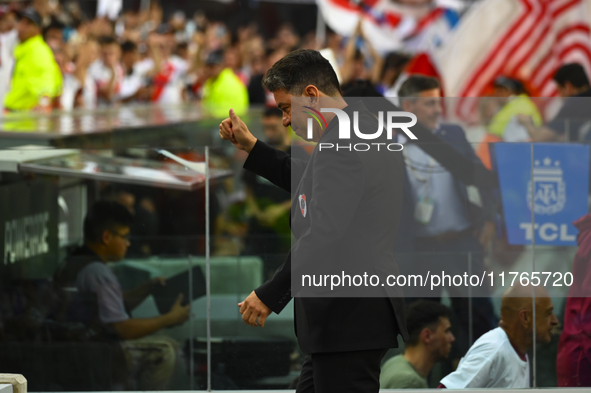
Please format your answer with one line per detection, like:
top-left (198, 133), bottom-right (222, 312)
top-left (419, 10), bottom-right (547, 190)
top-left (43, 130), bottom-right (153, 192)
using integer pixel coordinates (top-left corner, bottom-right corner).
top-left (4, 8), bottom-right (62, 112)
top-left (201, 49), bottom-right (248, 118)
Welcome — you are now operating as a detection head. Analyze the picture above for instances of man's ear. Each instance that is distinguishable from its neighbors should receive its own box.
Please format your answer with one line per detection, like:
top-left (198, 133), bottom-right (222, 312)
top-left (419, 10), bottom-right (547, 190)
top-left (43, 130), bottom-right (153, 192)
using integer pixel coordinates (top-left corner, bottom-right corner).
top-left (304, 85), bottom-right (320, 100)
top-left (101, 229), bottom-right (112, 245)
top-left (518, 309), bottom-right (531, 327)
top-left (420, 327), bottom-right (432, 344)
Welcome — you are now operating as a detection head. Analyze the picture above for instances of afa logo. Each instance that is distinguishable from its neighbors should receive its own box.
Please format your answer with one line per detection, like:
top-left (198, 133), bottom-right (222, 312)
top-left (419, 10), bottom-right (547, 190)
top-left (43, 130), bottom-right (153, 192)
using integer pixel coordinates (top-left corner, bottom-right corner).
top-left (527, 157), bottom-right (566, 215)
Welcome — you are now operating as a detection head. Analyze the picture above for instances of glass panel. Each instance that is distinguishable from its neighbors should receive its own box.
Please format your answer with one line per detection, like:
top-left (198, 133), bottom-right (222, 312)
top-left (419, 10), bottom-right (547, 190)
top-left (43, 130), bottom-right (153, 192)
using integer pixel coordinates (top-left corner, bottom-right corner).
top-left (1, 97), bottom-right (590, 391)
top-left (209, 128), bottom-right (299, 389)
top-left (0, 145), bottom-right (209, 391)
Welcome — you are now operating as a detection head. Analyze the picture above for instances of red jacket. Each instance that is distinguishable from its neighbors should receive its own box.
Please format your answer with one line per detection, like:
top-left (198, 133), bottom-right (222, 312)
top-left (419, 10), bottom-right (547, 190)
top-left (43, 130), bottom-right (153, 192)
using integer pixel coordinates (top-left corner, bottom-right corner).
top-left (557, 214), bottom-right (591, 387)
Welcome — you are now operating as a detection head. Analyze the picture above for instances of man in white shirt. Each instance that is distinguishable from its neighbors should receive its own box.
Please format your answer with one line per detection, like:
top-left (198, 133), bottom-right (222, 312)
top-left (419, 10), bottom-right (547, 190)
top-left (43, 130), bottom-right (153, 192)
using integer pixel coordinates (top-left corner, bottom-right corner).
top-left (146, 25), bottom-right (188, 104)
top-left (0, 8), bottom-right (17, 106)
top-left (440, 285), bottom-right (558, 388)
top-left (119, 40), bottom-right (143, 102)
top-left (88, 36), bottom-right (124, 106)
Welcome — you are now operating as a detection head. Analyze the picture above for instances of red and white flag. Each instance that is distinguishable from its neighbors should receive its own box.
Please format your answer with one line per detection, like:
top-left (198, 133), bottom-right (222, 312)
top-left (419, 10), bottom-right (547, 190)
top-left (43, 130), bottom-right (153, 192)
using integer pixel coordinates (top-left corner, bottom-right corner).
top-left (316, 0), bottom-right (462, 53)
top-left (430, 0), bottom-right (591, 120)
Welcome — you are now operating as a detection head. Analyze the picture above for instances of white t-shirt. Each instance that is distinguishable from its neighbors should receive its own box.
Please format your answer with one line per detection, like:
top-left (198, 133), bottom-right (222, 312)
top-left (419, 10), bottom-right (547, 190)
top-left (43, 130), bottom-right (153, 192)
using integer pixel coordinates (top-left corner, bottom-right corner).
top-left (149, 55), bottom-right (188, 105)
top-left (118, 59), bottom-right (154, 102)
top-left (88, 59), bottom-right (124, 106)
top-left (440, 327), bottom-right (530, 389)
top-left (0, 30), bottom-right (18, 106)
top-left (119, 72), bottom-right (142, 101)
top-left (60, 71), bottom-right (97, 110)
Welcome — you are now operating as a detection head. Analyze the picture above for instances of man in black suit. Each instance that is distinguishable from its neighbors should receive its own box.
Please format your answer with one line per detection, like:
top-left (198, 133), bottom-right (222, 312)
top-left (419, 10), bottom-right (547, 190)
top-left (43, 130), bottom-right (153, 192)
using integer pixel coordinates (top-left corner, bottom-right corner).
top-left (219, 49), bottom-right (408, 393)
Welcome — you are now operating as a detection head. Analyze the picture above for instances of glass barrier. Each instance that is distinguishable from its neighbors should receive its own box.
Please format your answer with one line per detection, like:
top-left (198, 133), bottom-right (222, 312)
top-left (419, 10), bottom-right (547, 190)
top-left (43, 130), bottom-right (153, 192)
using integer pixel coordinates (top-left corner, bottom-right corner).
top-left (0, 98), bottom-right (589, 391)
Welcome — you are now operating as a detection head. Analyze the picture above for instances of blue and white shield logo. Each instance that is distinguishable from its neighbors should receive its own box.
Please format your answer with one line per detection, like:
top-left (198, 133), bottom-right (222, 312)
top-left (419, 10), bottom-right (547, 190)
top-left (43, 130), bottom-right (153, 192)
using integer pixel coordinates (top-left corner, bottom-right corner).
top-left (527, 157), bottom-right (566, 215)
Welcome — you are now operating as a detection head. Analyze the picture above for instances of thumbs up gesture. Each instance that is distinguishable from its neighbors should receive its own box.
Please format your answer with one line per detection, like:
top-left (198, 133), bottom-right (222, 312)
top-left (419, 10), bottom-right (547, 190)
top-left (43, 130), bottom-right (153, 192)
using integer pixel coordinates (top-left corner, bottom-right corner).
top-left (219, 108), bottom-right (258, 153)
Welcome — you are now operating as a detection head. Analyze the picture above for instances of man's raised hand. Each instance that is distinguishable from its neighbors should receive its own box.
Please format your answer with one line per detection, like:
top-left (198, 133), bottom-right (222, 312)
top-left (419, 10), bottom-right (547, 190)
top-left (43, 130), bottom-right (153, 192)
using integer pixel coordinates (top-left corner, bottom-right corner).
top-left (219, 108), bottom-right (257, 153)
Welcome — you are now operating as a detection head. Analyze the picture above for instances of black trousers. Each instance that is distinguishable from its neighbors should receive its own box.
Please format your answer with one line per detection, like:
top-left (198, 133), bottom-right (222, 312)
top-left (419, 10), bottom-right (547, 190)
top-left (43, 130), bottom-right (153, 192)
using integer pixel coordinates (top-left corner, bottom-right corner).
top-left (296, 348), bottom-right (388, 393)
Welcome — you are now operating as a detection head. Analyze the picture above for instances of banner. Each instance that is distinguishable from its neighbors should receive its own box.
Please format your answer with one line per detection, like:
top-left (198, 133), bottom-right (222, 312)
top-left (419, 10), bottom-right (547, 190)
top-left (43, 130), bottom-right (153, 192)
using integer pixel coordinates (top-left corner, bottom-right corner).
top-left (0, 179), bottom-right (58, 279)
top-left (495, 143), bottom-right (589, 246)
top-left (316, 0), bottom-right (461, 53)
top-left (431, 0), bottom-right (591, 121)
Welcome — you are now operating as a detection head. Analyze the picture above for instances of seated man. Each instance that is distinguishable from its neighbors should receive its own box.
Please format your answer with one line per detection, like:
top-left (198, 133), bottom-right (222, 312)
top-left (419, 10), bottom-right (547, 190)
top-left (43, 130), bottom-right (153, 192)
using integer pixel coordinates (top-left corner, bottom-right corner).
top-left (440, 285), bottom-right (558, 388)
top-left (380, 300), bottom-right (454, 389)
top-left (55, 201), bottom-right (190, 390)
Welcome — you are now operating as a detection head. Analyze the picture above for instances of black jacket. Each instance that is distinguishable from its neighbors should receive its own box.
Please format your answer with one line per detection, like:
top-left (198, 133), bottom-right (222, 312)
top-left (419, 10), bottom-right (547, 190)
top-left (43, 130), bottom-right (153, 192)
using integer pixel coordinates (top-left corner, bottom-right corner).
top-left (243, 101), bottom-right (408, 354)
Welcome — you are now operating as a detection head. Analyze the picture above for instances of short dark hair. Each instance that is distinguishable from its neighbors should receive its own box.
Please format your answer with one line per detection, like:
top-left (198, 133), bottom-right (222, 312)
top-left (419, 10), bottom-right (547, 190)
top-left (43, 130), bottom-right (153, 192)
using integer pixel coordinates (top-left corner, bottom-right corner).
top-left (98, 35), bottom-right (117, 46)
top-left (42, 22), bottom-right (64, 41)
top-left (398, 75), bottom-right (440, 98)
top-left (263, 107), bottom-right (283, 118)
top-left (342, 79), bottom-right (383, 98)
top-left (262, 49), bottom-right (341, 96)
top-left (553, 63), bottom-right (590, 89)
top-left (120, 40), bottom-right (137, 54)
top-left (382, 52), bottom-right (411, 79)
top-left (84, 201), bottom-right (133, 243)
top-left (405, 300), bottom-right (451, 347)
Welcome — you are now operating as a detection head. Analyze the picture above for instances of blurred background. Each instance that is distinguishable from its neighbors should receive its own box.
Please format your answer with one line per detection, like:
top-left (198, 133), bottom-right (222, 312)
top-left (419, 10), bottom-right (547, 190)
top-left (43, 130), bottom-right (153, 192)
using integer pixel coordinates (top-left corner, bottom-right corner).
top-left (0, 0), bottom-right (591, 391)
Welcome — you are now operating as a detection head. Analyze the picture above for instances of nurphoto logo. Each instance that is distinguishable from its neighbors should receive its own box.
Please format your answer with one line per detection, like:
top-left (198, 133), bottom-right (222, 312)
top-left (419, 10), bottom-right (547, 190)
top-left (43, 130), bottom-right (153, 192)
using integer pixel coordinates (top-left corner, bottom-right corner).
top-left (304, 108), bottom-right (418, 152)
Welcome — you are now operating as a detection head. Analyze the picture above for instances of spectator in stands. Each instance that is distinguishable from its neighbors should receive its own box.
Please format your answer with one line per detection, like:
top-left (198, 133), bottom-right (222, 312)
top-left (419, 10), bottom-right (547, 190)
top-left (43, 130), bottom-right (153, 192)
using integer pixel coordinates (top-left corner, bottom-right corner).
top-left (0, 5), bottom-right (16, 33)
top-left (42, 21), bottom-right (65, 49)
top-left (318, 27), bottom-right (344, 82)
top-left (440, 284), bottom-right (558, 388)
top-left (0, 7), bottom-right (18, 105)
top-left (88, 35), bottom-right (124, 106)
top-left (242, 107), bottom-right (309, 278)
top-left (49, 43), bottom-right (69, 109)
top-left (487, 76), bottom-right (542, 142)
top-left (201, 49), bottom-right (248, 118)
top-left (557, 212), bottom-right (591, 387)
top-left (175, 42), bottom-right (189, 61)
top-left (67, 39), bottom-right (100, 110)
top-left (380, 300), bottom-right (454, 389)
top-left (377, 52), bottom-right (411, 97)
top-left (247, 48), bottom-right (285, 106)
top-left (119, 40), bottom-right (146, 103)
top-left (55, 201), bottom-right (189, 390)
top-left (4, 8), bottom-right (62, 112)
top-left (147, 24), bottom-right (189, 104)
top-left (379, 52), bottom-right (411, 96)
top-left (340, 19), bottom-right (382, 90)
top-left (518, 63), bottom-right (591, 141)
top-left (272, 23), bottom-right (300, 52)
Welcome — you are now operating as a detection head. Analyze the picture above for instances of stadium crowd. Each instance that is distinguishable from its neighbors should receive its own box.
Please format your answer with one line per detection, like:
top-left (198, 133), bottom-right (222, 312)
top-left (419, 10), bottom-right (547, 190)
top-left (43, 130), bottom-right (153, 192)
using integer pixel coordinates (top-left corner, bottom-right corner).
top-left (1, 0), bottom-right (589, 143)
top-left (0, 0), bottom-right (412, 115)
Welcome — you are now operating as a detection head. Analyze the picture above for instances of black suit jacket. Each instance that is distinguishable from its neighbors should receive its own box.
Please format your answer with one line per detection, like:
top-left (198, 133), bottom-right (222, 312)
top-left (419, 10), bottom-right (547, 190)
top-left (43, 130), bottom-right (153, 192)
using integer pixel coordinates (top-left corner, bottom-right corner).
top-left (244, 101), bottom-right (408, 354)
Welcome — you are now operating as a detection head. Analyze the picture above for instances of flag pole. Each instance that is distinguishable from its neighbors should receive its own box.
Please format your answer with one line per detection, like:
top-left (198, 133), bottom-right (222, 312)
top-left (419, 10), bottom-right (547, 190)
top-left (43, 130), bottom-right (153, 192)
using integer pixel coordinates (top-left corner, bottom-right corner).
top-left (316, 6), bottom-right (326, 48)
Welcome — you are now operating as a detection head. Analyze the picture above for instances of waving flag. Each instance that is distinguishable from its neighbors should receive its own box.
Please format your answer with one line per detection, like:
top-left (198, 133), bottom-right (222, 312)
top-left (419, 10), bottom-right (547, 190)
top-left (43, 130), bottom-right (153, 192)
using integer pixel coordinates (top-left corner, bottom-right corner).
top-left (316, 0), bottom-right (461, 53)
top-left (430, 0), bottom-right (591, 120)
